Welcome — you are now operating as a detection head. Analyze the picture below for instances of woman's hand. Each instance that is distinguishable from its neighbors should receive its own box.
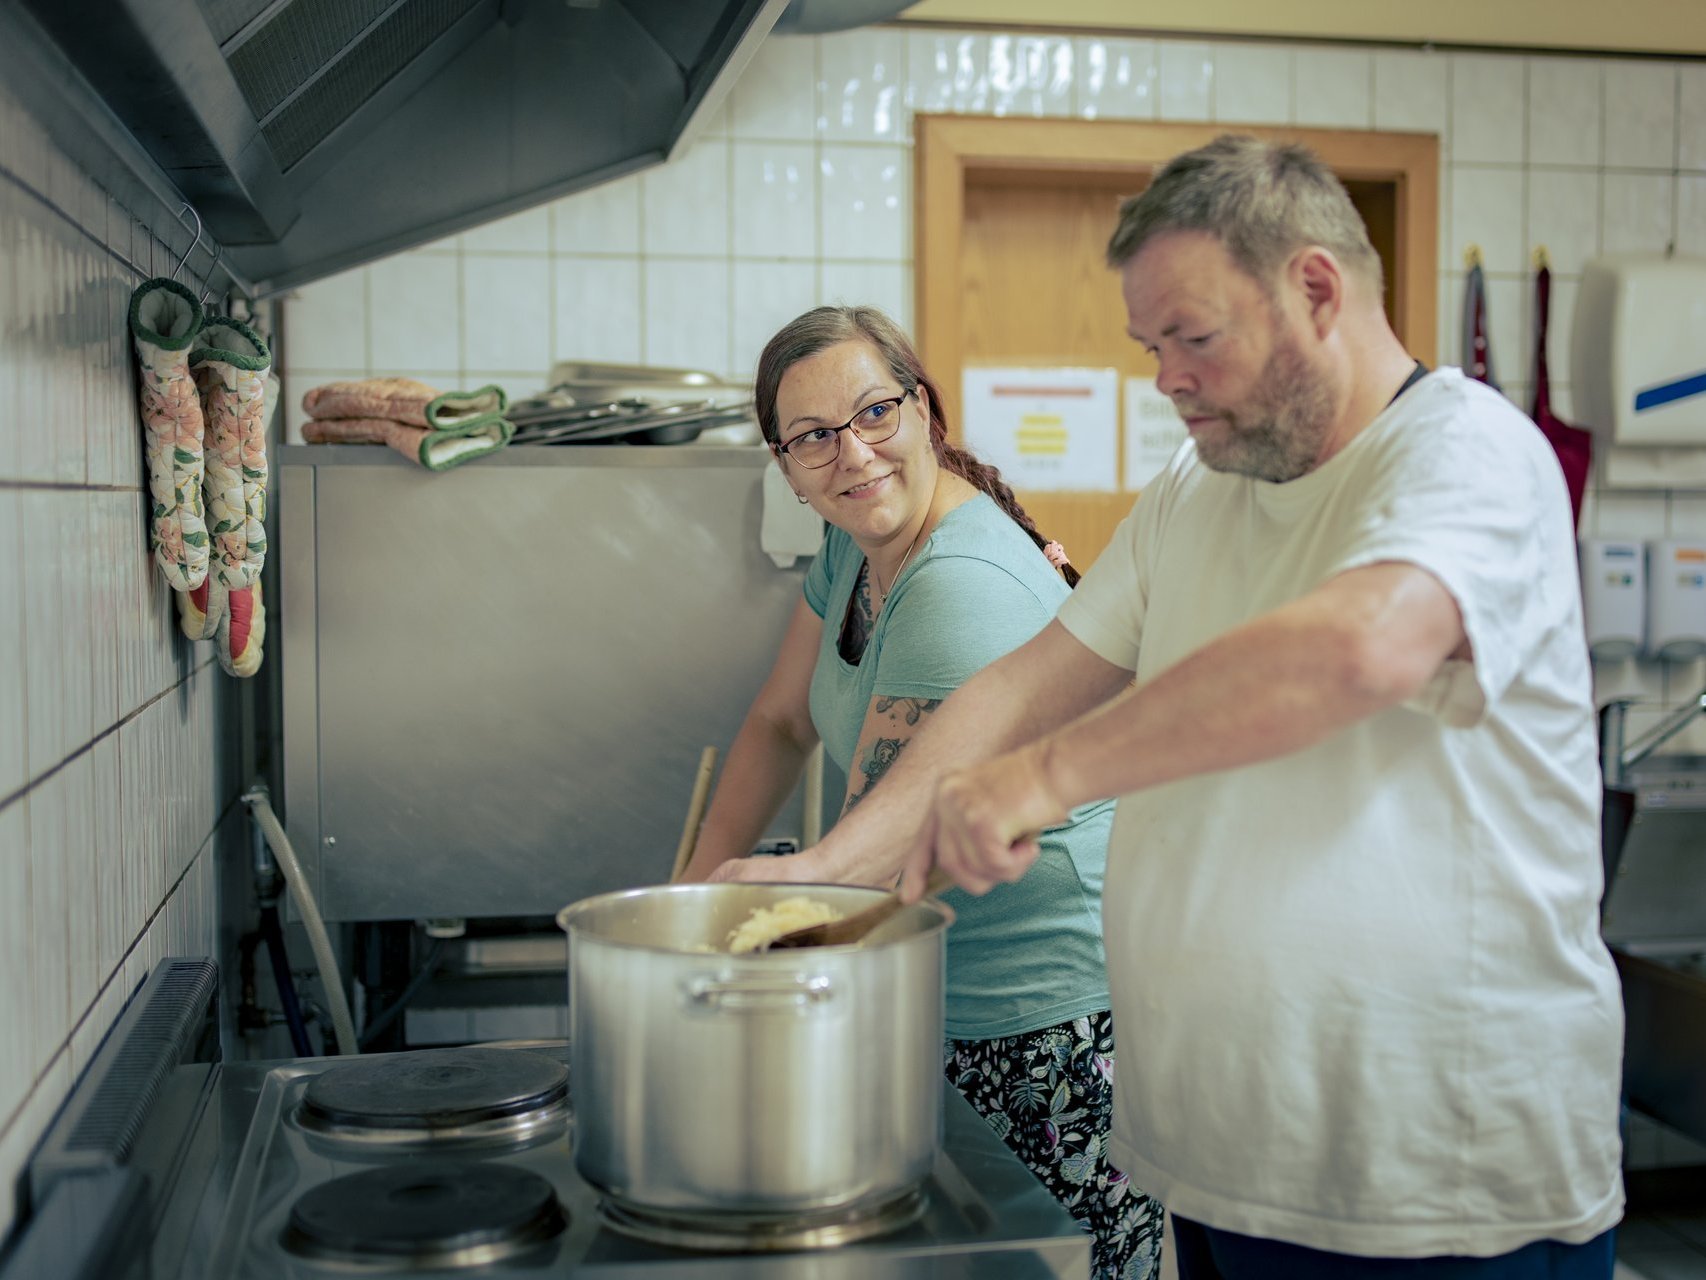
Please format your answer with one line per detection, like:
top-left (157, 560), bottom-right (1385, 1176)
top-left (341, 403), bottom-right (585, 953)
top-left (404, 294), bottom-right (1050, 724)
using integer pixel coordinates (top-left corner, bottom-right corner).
top-left (706, 851), bottom-right (830, 885)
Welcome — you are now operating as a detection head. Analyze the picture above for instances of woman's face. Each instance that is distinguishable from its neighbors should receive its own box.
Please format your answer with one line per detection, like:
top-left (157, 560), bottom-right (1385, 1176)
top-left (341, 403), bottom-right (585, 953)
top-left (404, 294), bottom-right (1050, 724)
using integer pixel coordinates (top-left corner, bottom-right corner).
top-left (773, 338), bottom-right (935, 547)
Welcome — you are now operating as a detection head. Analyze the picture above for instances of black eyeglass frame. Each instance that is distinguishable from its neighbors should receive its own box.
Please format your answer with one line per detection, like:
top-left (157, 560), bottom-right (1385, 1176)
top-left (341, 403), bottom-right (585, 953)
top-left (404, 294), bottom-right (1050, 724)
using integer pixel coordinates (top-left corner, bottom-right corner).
top-left (772, 388), bottom-right (916, 469)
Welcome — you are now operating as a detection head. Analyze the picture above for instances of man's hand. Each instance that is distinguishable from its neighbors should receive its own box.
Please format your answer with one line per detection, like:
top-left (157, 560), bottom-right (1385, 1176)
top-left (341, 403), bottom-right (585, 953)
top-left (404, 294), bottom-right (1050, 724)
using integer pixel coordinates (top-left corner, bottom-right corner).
top-left (899, 743), bottom-right (1069, 900)
top-left (706, 851), bottom-right (827, 885)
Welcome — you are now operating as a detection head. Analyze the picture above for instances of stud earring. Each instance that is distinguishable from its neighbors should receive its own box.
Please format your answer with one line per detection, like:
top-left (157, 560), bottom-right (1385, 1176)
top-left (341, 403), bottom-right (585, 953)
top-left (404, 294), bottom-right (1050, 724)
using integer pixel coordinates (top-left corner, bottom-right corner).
top-left (794, 491), bottom-right (809, 504)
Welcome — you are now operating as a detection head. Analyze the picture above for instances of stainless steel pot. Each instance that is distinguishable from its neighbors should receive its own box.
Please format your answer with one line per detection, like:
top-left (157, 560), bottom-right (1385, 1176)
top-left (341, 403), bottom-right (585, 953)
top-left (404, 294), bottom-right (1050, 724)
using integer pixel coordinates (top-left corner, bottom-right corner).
top-left (556, 883), bottom-right (952, 1215)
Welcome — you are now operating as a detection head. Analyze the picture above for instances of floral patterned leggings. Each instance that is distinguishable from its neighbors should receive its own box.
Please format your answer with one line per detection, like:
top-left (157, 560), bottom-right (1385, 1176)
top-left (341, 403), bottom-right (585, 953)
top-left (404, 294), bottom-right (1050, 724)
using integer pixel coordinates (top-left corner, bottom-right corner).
top-left (945, 1010), bottom-right (1165, 1280)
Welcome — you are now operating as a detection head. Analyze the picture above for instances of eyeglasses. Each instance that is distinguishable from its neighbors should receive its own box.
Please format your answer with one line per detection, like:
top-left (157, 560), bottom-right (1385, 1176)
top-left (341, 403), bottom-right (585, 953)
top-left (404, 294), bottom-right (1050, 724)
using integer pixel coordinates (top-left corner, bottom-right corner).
top-left (774, 389), bottom-right (914, 469)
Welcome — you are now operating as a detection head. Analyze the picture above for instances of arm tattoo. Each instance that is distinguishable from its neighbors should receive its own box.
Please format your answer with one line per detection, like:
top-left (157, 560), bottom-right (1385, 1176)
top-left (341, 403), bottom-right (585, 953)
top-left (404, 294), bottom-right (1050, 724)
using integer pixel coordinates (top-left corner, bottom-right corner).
top-left (842, 698), bottom-right (942, 812)
top-left (873, 696), bottom-right (939, 725)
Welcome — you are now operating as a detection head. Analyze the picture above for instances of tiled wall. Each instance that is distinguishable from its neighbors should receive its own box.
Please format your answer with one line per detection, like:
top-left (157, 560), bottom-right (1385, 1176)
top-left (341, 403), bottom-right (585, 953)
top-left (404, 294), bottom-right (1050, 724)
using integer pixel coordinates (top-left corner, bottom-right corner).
top-left (0, 71), bottom-right (248, 1238)
top-left (278, 27), bottom-right (1706, 741)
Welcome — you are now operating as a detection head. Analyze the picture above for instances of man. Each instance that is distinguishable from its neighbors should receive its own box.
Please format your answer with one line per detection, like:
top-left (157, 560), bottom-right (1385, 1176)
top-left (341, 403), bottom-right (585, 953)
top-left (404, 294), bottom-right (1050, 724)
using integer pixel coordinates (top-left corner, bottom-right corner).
top-left (785, 135), bottom-right (1624, 1277)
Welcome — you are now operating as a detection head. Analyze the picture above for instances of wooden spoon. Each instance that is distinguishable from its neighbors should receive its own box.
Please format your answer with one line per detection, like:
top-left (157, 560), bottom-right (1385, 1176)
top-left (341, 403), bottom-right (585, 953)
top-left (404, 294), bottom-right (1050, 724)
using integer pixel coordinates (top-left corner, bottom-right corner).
top-left (762, 868), bottom-right (956, 951)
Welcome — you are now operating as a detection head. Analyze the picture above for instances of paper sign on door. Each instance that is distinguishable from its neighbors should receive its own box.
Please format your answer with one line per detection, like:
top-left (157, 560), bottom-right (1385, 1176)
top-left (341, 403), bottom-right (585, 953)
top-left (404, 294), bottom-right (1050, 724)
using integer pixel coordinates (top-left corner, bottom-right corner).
top-left (1123, 377), bottom-right (1188, 490)
top-left (962, 367), bottom-right (1118, 492)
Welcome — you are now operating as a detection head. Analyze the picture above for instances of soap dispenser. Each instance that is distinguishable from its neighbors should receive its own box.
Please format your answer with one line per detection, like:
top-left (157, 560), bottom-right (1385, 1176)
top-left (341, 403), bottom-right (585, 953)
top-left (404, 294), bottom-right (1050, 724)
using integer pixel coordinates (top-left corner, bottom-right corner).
top-left (1646, 540), bottom-right (1706, 661)
top-left (1580, 539), bottom-right (1646, 659)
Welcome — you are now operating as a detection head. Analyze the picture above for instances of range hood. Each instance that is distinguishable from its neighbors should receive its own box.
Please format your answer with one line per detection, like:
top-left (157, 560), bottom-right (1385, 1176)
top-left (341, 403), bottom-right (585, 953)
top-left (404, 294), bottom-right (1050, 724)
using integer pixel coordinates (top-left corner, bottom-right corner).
top-left (18, 0), bottom-right (806, 296)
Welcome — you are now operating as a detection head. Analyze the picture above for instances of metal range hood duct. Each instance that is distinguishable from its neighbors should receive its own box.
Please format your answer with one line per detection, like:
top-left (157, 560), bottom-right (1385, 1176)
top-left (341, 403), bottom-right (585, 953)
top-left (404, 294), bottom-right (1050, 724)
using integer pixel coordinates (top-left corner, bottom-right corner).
top-left (18, 0), bottom-right (909, 298)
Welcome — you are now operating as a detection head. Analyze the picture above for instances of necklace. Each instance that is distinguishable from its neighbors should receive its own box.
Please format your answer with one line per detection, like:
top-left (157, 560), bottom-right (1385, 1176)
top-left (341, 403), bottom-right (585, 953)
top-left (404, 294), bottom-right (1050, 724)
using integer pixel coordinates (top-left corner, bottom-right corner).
top-left (871, 521), bottom-right (925, 607)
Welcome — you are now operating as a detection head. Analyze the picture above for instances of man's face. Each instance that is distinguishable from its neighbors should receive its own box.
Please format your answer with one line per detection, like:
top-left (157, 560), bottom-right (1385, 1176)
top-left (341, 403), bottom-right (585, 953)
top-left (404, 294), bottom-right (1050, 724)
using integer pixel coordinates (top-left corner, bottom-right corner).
top-left (1121, 231), bottom-right (1336, 484)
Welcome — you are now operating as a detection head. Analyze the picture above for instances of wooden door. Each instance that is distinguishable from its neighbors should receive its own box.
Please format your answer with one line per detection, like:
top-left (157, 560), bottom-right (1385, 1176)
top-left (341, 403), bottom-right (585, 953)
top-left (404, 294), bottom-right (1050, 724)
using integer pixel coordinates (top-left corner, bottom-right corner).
top-left (917, 118), bottom-right (1439, 571)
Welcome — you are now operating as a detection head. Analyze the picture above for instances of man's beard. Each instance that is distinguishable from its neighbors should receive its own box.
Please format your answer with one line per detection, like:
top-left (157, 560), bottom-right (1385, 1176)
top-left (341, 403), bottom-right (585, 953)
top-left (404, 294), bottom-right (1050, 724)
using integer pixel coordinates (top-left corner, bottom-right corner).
top-left (1179, 332), bottom-right (1336, 483)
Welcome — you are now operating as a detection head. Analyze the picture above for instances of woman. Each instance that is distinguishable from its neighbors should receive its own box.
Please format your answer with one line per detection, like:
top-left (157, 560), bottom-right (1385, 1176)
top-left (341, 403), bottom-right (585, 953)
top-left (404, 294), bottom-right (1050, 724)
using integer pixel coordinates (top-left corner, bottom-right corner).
top-left (680, 305), bottom-right (1162, 1279)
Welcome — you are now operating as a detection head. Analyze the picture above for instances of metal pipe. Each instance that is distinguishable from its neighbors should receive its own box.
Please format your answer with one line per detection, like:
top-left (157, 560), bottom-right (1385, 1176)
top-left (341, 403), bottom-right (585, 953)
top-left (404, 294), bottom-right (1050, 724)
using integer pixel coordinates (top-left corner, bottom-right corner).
top-left (1614, 686), bottom-right (1706, 780)
top-left (243, 785), bottom-right (360, 1055)
top-left (258, 904), bottom-right (312, 1056)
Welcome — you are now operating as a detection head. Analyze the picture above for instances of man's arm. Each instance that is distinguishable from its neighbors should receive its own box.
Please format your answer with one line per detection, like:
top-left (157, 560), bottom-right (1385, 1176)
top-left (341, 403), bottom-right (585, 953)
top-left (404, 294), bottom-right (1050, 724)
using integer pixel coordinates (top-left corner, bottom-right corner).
top-left (917, 560), bottom-right (1467, 895)
top-left (712, 620), bottom-right (1132, 886)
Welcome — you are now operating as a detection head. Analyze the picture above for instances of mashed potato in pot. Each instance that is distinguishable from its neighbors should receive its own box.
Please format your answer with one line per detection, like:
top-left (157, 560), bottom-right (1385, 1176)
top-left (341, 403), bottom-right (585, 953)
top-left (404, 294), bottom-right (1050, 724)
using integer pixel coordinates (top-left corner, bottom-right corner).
top-left (726, 896), bottom-right (844, 953)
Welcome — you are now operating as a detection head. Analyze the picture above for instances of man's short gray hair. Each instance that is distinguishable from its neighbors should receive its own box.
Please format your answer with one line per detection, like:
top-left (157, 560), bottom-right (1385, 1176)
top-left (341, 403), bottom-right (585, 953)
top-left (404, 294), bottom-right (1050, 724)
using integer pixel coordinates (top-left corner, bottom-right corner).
top-left (1106, 135), bottom-right (1383, 293)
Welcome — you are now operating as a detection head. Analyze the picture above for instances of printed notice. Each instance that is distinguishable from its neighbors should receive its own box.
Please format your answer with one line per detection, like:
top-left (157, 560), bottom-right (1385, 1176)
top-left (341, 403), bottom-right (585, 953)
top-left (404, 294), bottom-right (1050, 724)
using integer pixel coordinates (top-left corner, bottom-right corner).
top-left (961, 367), bottom-right (1118, 492)
top-left (1123, 378), bottom-right (1188, 490)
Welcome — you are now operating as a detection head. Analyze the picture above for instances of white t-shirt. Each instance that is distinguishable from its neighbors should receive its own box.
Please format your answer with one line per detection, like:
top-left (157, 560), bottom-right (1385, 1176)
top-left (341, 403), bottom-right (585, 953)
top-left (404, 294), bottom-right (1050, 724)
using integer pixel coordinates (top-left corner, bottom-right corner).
top-left (1056, 367), bottom-right (1624, 1259)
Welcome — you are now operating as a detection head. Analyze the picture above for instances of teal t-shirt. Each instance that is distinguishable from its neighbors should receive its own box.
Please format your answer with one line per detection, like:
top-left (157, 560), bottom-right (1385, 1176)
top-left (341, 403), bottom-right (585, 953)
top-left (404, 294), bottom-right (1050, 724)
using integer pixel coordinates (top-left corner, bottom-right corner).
top-left (803, 495), bottom-right (1113, 1040)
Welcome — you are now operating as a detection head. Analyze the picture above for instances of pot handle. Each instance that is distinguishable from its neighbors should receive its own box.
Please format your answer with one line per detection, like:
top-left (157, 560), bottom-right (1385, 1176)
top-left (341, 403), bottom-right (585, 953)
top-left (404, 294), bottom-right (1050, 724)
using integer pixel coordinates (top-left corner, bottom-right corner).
top-left (681, 971), bottom-right (835, 1013)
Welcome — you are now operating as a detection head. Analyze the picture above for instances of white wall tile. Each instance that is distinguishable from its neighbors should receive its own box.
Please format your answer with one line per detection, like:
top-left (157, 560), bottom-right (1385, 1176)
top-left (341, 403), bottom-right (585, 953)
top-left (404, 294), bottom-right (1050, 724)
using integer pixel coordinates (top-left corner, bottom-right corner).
top-left (1668, 494), bottom-right (1706, 537)
top-left (21, 491), bottom-right (67, 779)
top-left (1451, 55), bottom-right (1526, 165)
top-left (0, 799), bottom-right (29, 1128)
top-left (27, 770), bottom-right (67, 1082)
top-left (985, 33), bottom-right (1075, 119)
top-left (554, 259), bottom-right (643, 366)
top-left (462, 255), bottom-right (552, 376)
top-left (1528, 59), bottom-right (1601, 169)
top-left (819, 28), bottom-right (907, 141)
top-left (1603, 61), bottom-right (1677, 171)
top-left (1602, 172), bottom-right (1675, 255)
top-left (731, 262), bottom-right (819, 385)
top-left (1294, 48), bottom-right (1371, 128)
top-left (642, 141), bottom-right (729, 257)
top-left (1158, 43), bottom-right (1213, 122)
top-left (908, 30), bottom-right (991, 116)
top-left (819, 262), bottom-right (912, 333)
top-left (1537, 276), bottom-right (1580, 391)
top-left (733, 142), bottom-right (818, 260)
top-left (730, 33), bottom-right (818, 141)
top-left (0, 493), bottom-right (25, 802)
top-left (1527, 170), bottom-right (1601, 276)
top-left (1212, 44), bottom-right (1291, 126)
top-left (367, 254), bottom-right (460, 373)
top-left (279, 268), bottom-right (367, 373)
top-left (90, 493), bottom-right (123, 728)
top-left (61, 753), bottom-right (96, 1022)
top-left (1677, 176), bottom-right (1706, 258)
top-left (1680, 66), bottom-right (1706, 171)
top-left (1450, 166), bottom-right (1525, 274)
top-left (1073, 37), bottom-right (1157, 121)
top-left (819, 145), bottom-right (908, 262)
top-left (644, 259), bottom-right (731, 376)
top-left (460, 205), bottom-right (549, 254)
top-left (550, 173), bottom-right (642, 256)
top-left (62, 490), bottom-right (94, 752)
top-left (1594, 491), bottom-right (1671, 539)
top-left (1480, 275), bottom-right (1524, 393)
top-left (91, 734), bottom-right (122, 983)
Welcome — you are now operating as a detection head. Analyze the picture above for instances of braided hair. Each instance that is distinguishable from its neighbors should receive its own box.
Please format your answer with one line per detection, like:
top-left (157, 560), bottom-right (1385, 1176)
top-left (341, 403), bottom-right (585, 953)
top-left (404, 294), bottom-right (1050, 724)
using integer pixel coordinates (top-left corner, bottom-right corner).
top-left (754, 305), bottom-right (1080, 587)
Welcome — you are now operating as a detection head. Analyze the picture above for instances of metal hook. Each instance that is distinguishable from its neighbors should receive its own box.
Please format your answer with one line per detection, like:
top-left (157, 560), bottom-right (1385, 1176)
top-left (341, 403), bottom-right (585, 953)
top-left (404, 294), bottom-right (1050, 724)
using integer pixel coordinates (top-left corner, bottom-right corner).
top-left (198, 255), bottom-right (222, 308)
top-left (170, 202), bottom-right (202, 283)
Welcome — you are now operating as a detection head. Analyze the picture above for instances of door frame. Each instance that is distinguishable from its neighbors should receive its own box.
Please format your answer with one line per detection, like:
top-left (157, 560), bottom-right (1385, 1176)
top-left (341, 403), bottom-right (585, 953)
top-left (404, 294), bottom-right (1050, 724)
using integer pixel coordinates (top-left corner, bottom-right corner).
top-left (914, 116), bottom-right (1440, 427)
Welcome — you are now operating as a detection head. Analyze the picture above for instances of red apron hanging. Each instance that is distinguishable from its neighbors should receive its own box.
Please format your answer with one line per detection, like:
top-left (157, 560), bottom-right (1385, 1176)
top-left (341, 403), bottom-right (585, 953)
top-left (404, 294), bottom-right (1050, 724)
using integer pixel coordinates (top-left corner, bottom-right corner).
top-left (1530, 263), bottom-right (1593, 528)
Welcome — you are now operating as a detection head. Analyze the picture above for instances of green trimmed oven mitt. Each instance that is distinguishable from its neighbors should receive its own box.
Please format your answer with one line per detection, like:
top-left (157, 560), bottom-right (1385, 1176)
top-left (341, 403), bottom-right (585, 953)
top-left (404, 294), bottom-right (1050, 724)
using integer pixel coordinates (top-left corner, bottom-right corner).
top-left (190, 317), bottom-right (271, 589)
top-left (301, 378), bottom-right (513, 471)
top-left (129, 278), bottom-right (209, 590)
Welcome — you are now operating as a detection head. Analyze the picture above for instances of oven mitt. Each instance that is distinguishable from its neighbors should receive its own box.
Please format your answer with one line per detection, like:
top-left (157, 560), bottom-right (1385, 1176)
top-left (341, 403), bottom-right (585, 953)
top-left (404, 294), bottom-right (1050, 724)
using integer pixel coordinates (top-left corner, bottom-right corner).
top-left (425, 384), bottom-right (507, 428)
top-left (177, 579), bottom-right (264, 676)
top-left (303, 379), bottom-right (513, 470)
top-left (191, 317), bottom-right (271, 589)
top-left (302, 376), bottom-right (440, 426)
top-left (129, 278), bottom-right (210, 591)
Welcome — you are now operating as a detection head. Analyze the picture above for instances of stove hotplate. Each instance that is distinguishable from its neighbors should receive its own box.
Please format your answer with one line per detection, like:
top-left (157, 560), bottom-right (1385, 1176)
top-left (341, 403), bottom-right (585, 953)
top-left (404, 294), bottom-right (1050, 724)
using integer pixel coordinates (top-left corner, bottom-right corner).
top-left (176, 1043), bottom-right (1088, 1279)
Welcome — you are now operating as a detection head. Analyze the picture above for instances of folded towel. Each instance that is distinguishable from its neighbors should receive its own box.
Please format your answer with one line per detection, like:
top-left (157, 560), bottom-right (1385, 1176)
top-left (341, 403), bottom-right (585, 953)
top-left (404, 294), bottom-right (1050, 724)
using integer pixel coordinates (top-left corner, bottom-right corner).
top-left (301, 414), bottom-right (514, 471)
